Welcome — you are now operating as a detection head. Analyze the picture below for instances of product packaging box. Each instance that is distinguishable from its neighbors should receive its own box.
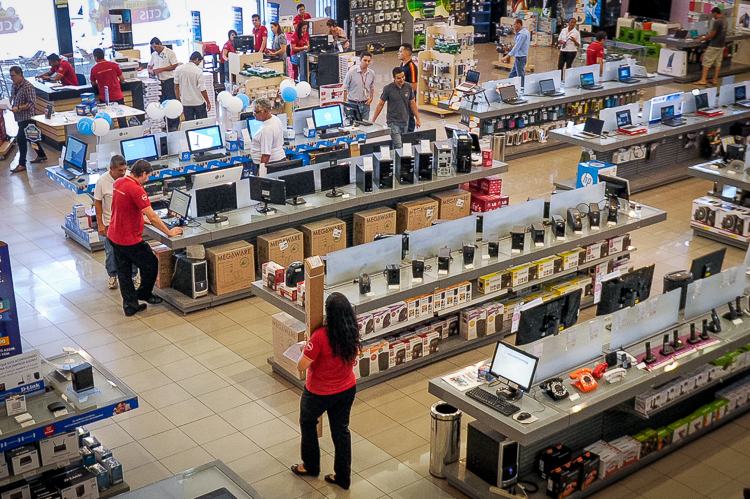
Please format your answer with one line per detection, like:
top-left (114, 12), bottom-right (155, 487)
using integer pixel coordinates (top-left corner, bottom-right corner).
top-left (478, 272), bottom-right (506, 294)
top-left (406, 335), bottom-right (425, 361)
top-left (6, 444), bottom-right (39, 475)
top-left (278, 283), bottom-right (297, 301)
top-left (576, 160), bottom-right (616, 188)
top-left (353, 207), bottom-right (397, 245)
top-left (577, 451), bottom-right (600, 489)
top-left (556, 249), bottom-right (582, 272)
top-left (431, 189), bottom-right (471, 220)
top-left (368, 341), bottom-right (391, 374)
top-left (389, 340), bottom-right (408, 367)
top-left (301, 218), bottom-right (346, 257)
top-left (478, 175), bottom-right (503, 195)
top-left (205, 240), bottom-right (255, 295)
top-left (536, 444), bottom-right (571, 479)
top-left (372, 307), bottom-right (392, 331)
top-left (482, 302), bottom-right (504, 335)
top-left (546, 461), bottom-right (580, 499)
top-left (151, 244), bottom-right (175, 289)
top-left (534, 257), bottom-right (556, 279)
top-left (406, 296), bottom-right (421, 321)
top-left (609, 436), bottom-right (640, 467)
top-left (257, 228), bottom-right (303, 269)
top-left (396, 197), bottom-right (439, 232)
top-left (357, 313), bottom-right (374, 337)
top-left (460, 307), bottom-right (487, 340)
top-left (261, 262), bottom-right (285, 291)
top-left (297, 281), bottom-right (305, 308)
top-left (697, 404), bottom-right (715, 427)
top-left (583, 441), bottom-right (622, 478)
top-left (49, 465), bottom-right (98, 499)
top-left (271, 312), bottom-right (307, 380)
top-left (470, 192), bottom-right (505, 212)
top-left (668, 419), bottom-right (689, 443)
top-left (684, 412), bottom-right (704, 434)
top-left (656, 426), bottom-right (673, 450)
top-left (353, 346), bottom-right (370, 379)
top-left (39, 431), bottom-right (79, 466)
top-left (101, 458), bottom-right (122, 485)
top-left (388, 301), bottom-right (408, 324)
top-left (424, 330), bottom-right (441, 355)
top-left (0, 482), bottom-right (29, 499)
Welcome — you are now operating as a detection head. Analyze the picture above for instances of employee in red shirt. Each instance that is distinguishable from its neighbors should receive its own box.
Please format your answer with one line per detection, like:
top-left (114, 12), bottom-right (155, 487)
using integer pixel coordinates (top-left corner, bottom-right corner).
top-left (90, 48), bottom-right (127, 128)
top-left (108, 160), bottom-right (183, 316)
top-left (39, 54), bottom-right (79, 86)
top-left (587, 31), bottom-right (607, 76)
top-left (221, 30), bottom-right (237, 84)
top-left (293, 292), bottom-right (359, 491)
top-left (293, 4), bottom-right (312, 26)
top-left (252, 15), bottom-right (268, 52)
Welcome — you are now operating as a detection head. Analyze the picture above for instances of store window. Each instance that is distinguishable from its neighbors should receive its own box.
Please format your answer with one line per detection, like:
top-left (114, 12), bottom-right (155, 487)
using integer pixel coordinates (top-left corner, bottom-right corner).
top-left (0, 2), bottom-right (59, 81)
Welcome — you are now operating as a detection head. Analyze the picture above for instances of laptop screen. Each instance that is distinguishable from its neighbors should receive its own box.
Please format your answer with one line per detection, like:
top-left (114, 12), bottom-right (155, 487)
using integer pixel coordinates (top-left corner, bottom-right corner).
top-left (580, 73), bottom-right (595, 86)
top-left (695, 93), bottom-right (709, 110)
top-left (499, 85), bottom-right (517, 101)
top-left (466, 70), bottom-right (480, 84)
top-left (736, 86), bottom-right (747, 102)
top-left (661, 105), bottom-right (675, 120)
top-left (583, 117), bottom-right (604, 135)
top-left (539, 79), bottom-right (556, 94)
top-left (616, 110), bottom-right (632, 127)
top-left (618, 66), bottom-right (631, 80)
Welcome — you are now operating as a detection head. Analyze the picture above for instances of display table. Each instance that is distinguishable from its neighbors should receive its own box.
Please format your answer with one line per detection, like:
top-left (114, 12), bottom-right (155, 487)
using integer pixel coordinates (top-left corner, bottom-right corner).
top-left (32, 105), bottom-right (146, 149)
top-left (652, 33), bottom-right (750, 83)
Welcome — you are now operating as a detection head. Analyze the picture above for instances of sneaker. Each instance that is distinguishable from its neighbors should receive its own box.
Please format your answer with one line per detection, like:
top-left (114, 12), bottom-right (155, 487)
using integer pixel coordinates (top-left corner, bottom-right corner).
top-left (133, 273), bottom-right (141, 289)
top-left (108, 276), bottom-right (118, 289)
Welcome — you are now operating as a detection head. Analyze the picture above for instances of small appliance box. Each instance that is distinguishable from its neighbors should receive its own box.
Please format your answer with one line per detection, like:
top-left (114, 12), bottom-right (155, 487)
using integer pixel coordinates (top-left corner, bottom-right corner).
top-left (389, 340), bottom-right (408, 368)
top-left (396, 197), bottom-right (439, 232)
top-left (368, 341), bottom-right (390, 374)
top-left (406, 335), bottom-right (425, 361)
top-left (684, 412), bottom-right (704, 434)
top-left (430, 189), bottom-right (471, 220)
top-left (583, 441), bottom-right (622, 478)
top-left (536, 444), bottom-right (571, 479)
top-left (424, 330), bottom-right (441, 355)
top-left (460, 308), bottom-right (487, 340)
top-left (0, 482), bottom-right (30, 499)
top-left (151, 244), bottom-right (175, 289)
top-left (357, 313), bottom-right (374, 337)
top-left (546, 461), bottom-right (580, 499)
top-left (372, 307), bottom-right (391, 331)
top-left (205, 240), bottom-right (255, 295)
top-left (608, 436), bottom-right (640, 467)
top-left (470, 193), bottom-right (505, 212)
top-left (406, 296), bottom-right (421, 321)
top-left (576, 161), bottom-right (616, 188)
top-left (353, 207), bottom-right (397, 245)
top-left (39, 431), bottom-right (80, 466)
top-left (388, 301), bottom-right (408, 324)
top-left (49, 465), bottom-right (99, 499)
top-left (300, 218), bottom-right (346, 258)
top-left (482, 302), bottom-right (504, 334)
top-left (225, 131), bottom-right (238, 151)
top-left (257, 228), bottom-right (303, 269)
top-left (577, 451), bottom-right (600, 489)
top-left (478, 175), bottom-right (503, 195)
top-left (668, 419), bottom-right (689, 443)
top-left (261, 262), bottom-right (285, 291)
top-left (271, 312), bottom-right (307, 381)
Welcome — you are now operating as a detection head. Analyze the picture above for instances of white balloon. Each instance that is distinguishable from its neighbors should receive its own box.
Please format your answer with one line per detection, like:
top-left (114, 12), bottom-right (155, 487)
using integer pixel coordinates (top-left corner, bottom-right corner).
top-left (217, 91), bottom-right (232, 106)
top-left (279, 79), bottom-right (295, 91)
top-left (92, 118), bottom-right (111, 137)
top-left (164, 99), bottom-right (184, 119)
top-left (146, 102), bottom-right (165, 120)
top-left (227, 96), bottom-right (244, 114)
top-left (295, 81), bottom-right (312, 98)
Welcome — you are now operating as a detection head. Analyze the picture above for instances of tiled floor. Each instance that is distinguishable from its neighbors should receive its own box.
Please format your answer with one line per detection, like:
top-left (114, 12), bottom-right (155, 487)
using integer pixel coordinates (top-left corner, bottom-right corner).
top-left (2, 44), bottom-right (750, 498)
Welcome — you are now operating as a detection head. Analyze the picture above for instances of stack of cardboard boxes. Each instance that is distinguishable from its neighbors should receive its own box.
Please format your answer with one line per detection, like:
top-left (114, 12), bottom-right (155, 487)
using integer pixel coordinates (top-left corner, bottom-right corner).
top-left (65, 204), bottom-right (100, 245)
top-left (461, 176), bottom-right (508, 213)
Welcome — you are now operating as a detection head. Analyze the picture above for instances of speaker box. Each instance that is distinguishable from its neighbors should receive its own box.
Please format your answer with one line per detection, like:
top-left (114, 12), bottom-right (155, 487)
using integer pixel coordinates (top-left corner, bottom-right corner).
top-left (172, 254), bottom-right (208, 299)
top-left (356, 164), bottom-right (373, 192)
top-left (466, 421), bottom-right (519, 488)
top-left (159, 135), bottom-right (168, 158)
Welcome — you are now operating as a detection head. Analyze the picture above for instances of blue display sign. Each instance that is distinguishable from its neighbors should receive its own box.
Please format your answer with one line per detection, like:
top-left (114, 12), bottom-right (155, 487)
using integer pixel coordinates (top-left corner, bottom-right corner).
top-left (190, 10), bottom-right (202, 42)
top-left (233, 6), bottom-right (244, 35)
top-left (267, 2), bottom-right (280, 24)
top-left (0, 243), bottom-right (22, 359)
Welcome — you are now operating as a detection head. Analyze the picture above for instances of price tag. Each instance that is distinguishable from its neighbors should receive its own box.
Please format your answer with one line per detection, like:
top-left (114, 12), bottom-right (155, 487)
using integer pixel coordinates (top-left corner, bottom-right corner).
top-left (568, 393), bottom-right (580, 402)
top-left (380, 145), bottom-right (390, 158)
top-left (648, 296), bottom-right (659, 317)
top-left (403, 142), bottom-right (412, 156)
top-left (733, 318), bottom-right (743, 325)
top-left (179, 138), bottom-right (190, 153)
top-left (457, 199), bottom-right (465, 208)
top-left (421, 139), bottom-right (430, 151)
top-left (308, 255), bottom-right (324, 268)
top-left (601, 270), bottom-right (621, 282)
top-left (723, 268), bottom-right (737, 287)
top-left (511, 303), bottom-right (524, 333)
top-left (533, 342), bottom-right (544, 358)
top-left (637, 303), bottom-right (646, 323)
top-left (616, 310), bottom-right (629, 331)
top-left (53, 409), bottom-right (68, 418)
top-left (363, 156), bottom-right (373, 172)
top-left (589, 319), bottom-right (601, 341)
top-left (567, 330), bottom-right (577, 350)
top-left (693, 279), bottom-right (703, 299)
top-left (20, 420), bottom-right (35, 428)
top-left (426, 208), bottom-right (434, 220)
top-left (279, 240), bottom-right (289, 251)
top-left (333, 228), bottom-right (342, 239)
top-left (522, 297), bottom-right (544, 311)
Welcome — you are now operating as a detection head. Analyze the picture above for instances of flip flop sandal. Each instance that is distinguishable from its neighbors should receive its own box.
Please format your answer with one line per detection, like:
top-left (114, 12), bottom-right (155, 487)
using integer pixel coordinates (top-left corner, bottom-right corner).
top-left (291, 464), bottom-right (319, 477)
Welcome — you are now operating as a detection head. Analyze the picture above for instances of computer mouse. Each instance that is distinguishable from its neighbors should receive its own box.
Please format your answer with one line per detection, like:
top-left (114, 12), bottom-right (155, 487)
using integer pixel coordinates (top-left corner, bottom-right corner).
top-left (517, 412), bottom-right (531, 421)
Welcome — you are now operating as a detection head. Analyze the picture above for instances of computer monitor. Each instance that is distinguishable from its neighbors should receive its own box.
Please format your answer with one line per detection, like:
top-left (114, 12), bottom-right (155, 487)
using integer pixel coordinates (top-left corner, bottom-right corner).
top-left (539, 78), bottom-right (556, 94)
top-left (266, 159), bottom-right (304, 175)
top-left (689, 248), bottom-right (726, 280)
top-left (233, 35), bottom-right (255, 52)
top-left (186, 125), bottom-right (223, 156)
top-left (309, 35), bottom-right (328, 52)
top-left (489, 341), bottom-right (539, 399)
top-left (596, 265), bottom-right (655, 316)
top-left (736, 86), bottom-right (747, 102)
top-left (249, 176), bottom-right (286, 213)
top-left (618, 66), bottom-right (632, 81)
top-left (342, 102), bottom-right (363, 123)
top-left (168, 189), bottom-right (191, 222)
top-left (580, 72), bottom-right (596, 86)
top-left (120, 136), bottom-right (159, 166)
top-left (401, 129), bottom-right (437, 146)
top-left (279, 170), bottom-right (315, 205)
top-left (101, 125), bottom-right (144, 144)
top-left (63, 136), bottom-right (88, 174)
top-left (180, 118), bottom-right (216, 132)
top-left (583, 117), bottom-right (605, 136)
top-left (597, 174), bottom-right (630, 201)
top-left (616, 110), bottom-right (632, 128)
top-left (516, 290), bottom-right (583, 346)
top-left (191, 165), bottom-right (243, 191)
top-left (320, 164), bottom-right (350, 197)
top-left (465, 70), bottom-right (480, 84)
top-left (312, 105), bottom-right (344, 131)
top-left (195, 183), bottom-right (238, 223)
top-left (313, 148), bottom-right (350, 165)
top-left (661, 105), bottom-right (675, 121)
top-left (695, 93), bottom-right (709, 110)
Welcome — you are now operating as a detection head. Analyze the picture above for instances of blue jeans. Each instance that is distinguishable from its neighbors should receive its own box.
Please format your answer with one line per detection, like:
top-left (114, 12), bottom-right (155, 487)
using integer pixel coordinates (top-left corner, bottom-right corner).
top-left (388, 122), bottom-right (408, 149)
top-left (104, 235), bottom-right (137, 278)
top-left (509, 56), bottom-right (527, 86)
top-left (348, 101), bottom-right (370, 122)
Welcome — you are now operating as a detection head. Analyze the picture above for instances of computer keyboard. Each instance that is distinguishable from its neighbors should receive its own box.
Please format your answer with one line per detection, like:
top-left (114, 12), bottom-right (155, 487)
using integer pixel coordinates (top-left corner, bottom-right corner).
top-left (151, 164), bottom-right (167, 171)
top-left (194, 152), bottom-right (228, 162)
top-left (57, 169), bottom-right (76, 180)
top-left (465, 387), bottom-right (521, 416)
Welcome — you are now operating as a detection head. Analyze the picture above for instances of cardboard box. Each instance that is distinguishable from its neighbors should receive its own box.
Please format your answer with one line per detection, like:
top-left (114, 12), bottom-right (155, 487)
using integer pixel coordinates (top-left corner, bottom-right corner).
top-left (367, 341), bottom-right (390, 374)
top-left (257, 228), bottom-right (303, 269)
top-left (478, 175), bottom-right (503, 195)
top-left (262, 262), bottom-right (285, 291)
top-left (460, 307), bottom-right (487, 340)
top-left (470, 192), bottom-right (504, 212)
top-left (353, 207), bottom-right (396, 245)
top-left (556, 249), bottom-right (582, 271)
top-left (583, 441), bottom-right (621, 478)
top-left (301, 218), bottom-right (346, 257)
top-left (272, 312), bottom-right (307, 381)
top-left (205, 241), bottom-right (255, 295)
top-left (482, 302), bottom-right (504, 335)
top-left (536, 444), bottom-right (571, 479)
top-left (6, 444), bottom-right (39, 475)
top-left (39, 432), bottom-right (79, 466)
top-left (357, 313), bottom-right (374, 337)
top-left (396, 197), bottom-right (439, 232)
top-left (278, 283), bottom-right (297, 301)
top-left (389, 340), bottom-right (408, 367)
top-left (424, 330), bottom-right (441, 354)
top-left (577, 451), bottom-right (600, 489)
top-left (297, 281), bottom-right (305, 308)
top-left (546, 461), bottom-right (579, 499)
top-left (609, 436), bottom-right (640, 467)
top-left (304, 256), bottom-right (325, 339)
top-left (431, 189), bottom-right (471, 220)
top-left (668, 419), bottom-right (689, 443)
top-left (478, 272), bottom-right (505, 294)
top-left (152, 244), bottom-right (175, 289)
top-left (576, 160), bottom-right (616, 188)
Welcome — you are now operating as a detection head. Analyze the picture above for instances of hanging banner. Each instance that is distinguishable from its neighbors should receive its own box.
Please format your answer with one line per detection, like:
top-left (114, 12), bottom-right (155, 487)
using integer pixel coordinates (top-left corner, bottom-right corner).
top-left (0, 243), bottom-right (23, 359)
top-left (0, 5), bottom-right (24, 35)
top-left (190, 10), bottom-right (202, 42)
top-left (267, 3), bottom-right (280, 24)
top-left (233, 6), bottom-right (243, 35)
top-left (88, 0), bottom-right (171, 32)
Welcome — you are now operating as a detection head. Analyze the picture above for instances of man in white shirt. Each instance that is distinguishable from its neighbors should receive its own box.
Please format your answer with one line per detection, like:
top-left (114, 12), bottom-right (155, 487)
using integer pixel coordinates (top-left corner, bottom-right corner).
top-left (94, 155), bottom-right (137, 289)
top-left (557, 18), bottom-right (581, 80)
top-left (175, 52), bottom-right (211, 121)
top-left (147, 37), bottom-right (180, 131)
top-left (343, 51), bottom-right (375, 121)
top-left (251, 98), bottom-right (287, 174)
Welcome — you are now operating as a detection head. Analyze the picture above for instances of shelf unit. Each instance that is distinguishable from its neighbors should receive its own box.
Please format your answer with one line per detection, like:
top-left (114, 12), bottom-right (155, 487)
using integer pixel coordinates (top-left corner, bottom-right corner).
top-left (350, 0), bottom-right (407, 52)
top-left (469, 1), bottom-right (492, 42)
top-left (61, 225), bottom-right (105, 253)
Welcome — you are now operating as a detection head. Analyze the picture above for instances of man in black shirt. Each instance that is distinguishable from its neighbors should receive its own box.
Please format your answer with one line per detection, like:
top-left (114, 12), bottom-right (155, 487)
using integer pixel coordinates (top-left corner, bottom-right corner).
top-left (399, 44), bottom-right (418, 132)
top-left (372, 67), bottom-right (421, 149)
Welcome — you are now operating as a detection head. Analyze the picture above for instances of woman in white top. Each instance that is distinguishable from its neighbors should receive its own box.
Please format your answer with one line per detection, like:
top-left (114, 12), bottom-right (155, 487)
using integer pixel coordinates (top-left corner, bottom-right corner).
top-left (557, 18), bottom-right (581, 79)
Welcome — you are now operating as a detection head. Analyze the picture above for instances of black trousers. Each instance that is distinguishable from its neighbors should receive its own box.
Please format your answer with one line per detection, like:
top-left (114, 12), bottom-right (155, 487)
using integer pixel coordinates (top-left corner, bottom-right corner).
top-left (160, 78), bottom-right (180, 132)
top-left (184, 103), bottom-right (208, 121)
top-left (300, 385), bottom-right (356, 487)
top-left (558, 51), bottom-right (577, 71)
top-left (16, 120), bottom-right (46, 167)
top-left (110, 240), bottom-right (158, 314)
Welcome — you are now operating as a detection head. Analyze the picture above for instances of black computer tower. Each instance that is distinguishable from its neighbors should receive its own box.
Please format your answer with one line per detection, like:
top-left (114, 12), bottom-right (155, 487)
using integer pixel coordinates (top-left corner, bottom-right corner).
top-left (415, 145), bottom-right (433, 180)
top-left (452, 129), bottom-right (472, 173)
top-left (466, 421), bottom-right (519, 488)
top-left (373, 151), bottom-right (394, 189)
top-left (396, 149), bottom-right (416, 184)
top-left (356, 164), bottom-right (374, 192)
top-left (172, 254), bottom-right (209, 299)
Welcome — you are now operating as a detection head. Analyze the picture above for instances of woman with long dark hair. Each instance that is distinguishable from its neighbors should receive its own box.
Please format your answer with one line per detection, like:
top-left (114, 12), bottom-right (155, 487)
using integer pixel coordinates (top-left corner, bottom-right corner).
top-left (220, 30), bottom-right (237, 84)
top-left (292, 292), bottom-right (360, 490)
top-left (290, 21), bottom-right (309, 81)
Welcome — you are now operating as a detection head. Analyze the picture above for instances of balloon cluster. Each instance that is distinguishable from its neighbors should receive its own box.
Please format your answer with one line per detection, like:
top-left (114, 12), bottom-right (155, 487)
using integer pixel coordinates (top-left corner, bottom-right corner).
top-left (145, 100), bottom-right (184, 121)
top-left (279, 79), bottom-right (311, 102)
top-left (77, 111), bottom-right (114, 137)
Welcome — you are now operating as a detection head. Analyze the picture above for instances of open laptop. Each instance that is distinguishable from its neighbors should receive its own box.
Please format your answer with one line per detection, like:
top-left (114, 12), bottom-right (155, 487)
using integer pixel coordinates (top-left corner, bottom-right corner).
top-left (498, 85), bottom-right (528, 105)
top-left (615, 110), bottom-right (647, 134)
top-left (456, 70), bottom-right (481, 92)
top-left (660, 105), bottom-right (685, 127)
top-left (539, 78), bottom-right (565, 97)
top-left (580, 72), bottom-right (603, 90)
top-left (618, 66), bottom-right (640, 84)
top-left (574, 117), bottom-right (605, 139)
top-left (695, 93), bottom-right (723, 116)
top-left (735, 86), bottom-right (750, 107)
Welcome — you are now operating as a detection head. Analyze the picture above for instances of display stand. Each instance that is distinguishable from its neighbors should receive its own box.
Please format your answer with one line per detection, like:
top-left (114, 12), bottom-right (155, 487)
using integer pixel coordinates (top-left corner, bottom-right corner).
top-left (651, 33), bottom-right (750, 83)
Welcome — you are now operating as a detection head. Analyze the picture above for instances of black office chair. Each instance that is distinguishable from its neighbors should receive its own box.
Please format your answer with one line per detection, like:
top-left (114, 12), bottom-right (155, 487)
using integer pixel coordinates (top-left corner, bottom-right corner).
top-left (76, 74), bottom-right (86, 85)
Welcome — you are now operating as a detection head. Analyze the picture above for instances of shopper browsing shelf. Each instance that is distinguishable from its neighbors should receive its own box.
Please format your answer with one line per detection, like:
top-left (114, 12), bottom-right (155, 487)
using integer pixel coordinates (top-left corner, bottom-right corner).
top-left (147, 37), bottom-right (180, 131)
top-left (342, 51), bottom-right (375, 120)
top-left (502, 18), bottom-right (531, 82)
top-left (253, 14), bottom-right (268, 53)
top-left (250, 98), bottom-right (287, 174)
top-left (290, 22), bottom-right (310, 81)
top-left (38, 53), bottom-right (78, 86)
top-left (372, 67), bottom-right (421, 149)
top-left (294, 4), bottom-right (312, 27)
top-left (557, 18), bottom-right (580, 79)
top-left (221, 30), bottom-right (237, 84)
top-left (90, 48), bottom-right (127, 128)
top-left (695, 7), bottom-right (727, 86)
top-left (175, 51), bottom-right (211, 121)
top-left (587, 31), bottom-right (607, 76)
top-left (398, 44), bottom-right (418, 132)
top-left (8, 66), bottom-right (47, 173)
top-left (292, 293), bottom-right (360, 491)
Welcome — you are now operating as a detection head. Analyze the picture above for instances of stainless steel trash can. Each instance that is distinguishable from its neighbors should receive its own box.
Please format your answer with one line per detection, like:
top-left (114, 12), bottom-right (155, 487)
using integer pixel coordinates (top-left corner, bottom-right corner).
top-left (492, 133), bottom-right (506, 162)
top-left (429, 401), bottom-right (462, 478)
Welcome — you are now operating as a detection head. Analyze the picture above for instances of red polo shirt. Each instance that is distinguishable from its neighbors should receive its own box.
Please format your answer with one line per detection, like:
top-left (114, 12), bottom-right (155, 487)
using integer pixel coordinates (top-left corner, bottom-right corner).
top-left (52, 60), bottom-right (78, 86)
top-left (254, 25), bottom-right (268, 52)
top-left (587, 41), bottom-right (605, 66)
top-left (221, 40), bottom-right (235, 63)
top-left (304, 327), bottom-right (356, 395)
top-left (293, 13), bottom-right (311, 26)
top-left (108, 176), bottom-right (150, 246)
top-left (90, 61), bottom-right (124, 101)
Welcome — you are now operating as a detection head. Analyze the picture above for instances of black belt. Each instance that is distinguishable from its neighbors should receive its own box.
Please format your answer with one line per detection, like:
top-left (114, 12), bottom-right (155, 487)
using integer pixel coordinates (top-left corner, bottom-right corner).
top-left (349, 100), bottom-right (367, 104)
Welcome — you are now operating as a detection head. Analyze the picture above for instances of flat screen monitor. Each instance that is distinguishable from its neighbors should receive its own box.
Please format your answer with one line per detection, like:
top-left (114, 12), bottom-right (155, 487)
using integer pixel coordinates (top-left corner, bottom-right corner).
top-left (616, 110), bottom-right (632, 128)
top-left (736, 86), bottom-right (747, 102)
top-left (266, 159), bottom-right (304, 175)
top-left (516, 290), bottom-right (582, 346)
top-left (596, 264), bottom-right (655, 316)
top-left (597, 174), bottom-right (630, 201)
top-left (120, 135), bottom-right (159, 165)
top-left (320, 164), bottom-right (350, 197)
top-left (489, 342), bottom-right (539, 392)
top-left (312, 105), bottom-right (344, 130)
top-left (169, 189), bottom-right (191, 220)
top-left (689, 248), bottom-right (726, 280)
top-left (195, 183), bottom-right (237, 221)
top-left (279, 170), bottom-right (316, 205)
top-left (342, 102), bottom-right (363, 122)
top-left (313, 148), bottom-right (350, 165)
top-left (618, 66), bottom-right (632, 80)
top-left (247, 119), bottom-right (263, 139)
top-left (465, 70), bottom-right (480, 84)
top-left (695, 93), bottom-right (709, 110)
top-left (249, 175), bottom-right (286, 213)
top-left (186, 125), bottom-right (223, 154)
top-left (63, 136), bottom-right (88, 173)
top-left (233, 35), bottom-right (254, 52)
top-left (583, 117), bottom-right (605, 135)
top-left (539, 78), bottom-right (556, 94)
top-left (580, 73), bottom-right (595, 86)
top-left (309, 35), bottom-right (328, 52)
top-left (180, 118), bottom-right (216, 132)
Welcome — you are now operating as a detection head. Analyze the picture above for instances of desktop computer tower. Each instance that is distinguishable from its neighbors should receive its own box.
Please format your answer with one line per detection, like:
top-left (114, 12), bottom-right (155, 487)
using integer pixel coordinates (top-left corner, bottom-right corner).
top-left (356, 164), bottom-right (373, 192)
top-left (466, 421), bottom-right (519, 488)
top-left (452, 129), bottom-right (472, 173)
top-left (373, 152), bottom-right (394, 189)
top-left (172, 254), bottom-right (209, 299)
top-left (395, 149), bottom-right (416, 184)
top-left (415, 145), bottom-right (433, 181)
top-left (433, 142), bottom-right (452, 177)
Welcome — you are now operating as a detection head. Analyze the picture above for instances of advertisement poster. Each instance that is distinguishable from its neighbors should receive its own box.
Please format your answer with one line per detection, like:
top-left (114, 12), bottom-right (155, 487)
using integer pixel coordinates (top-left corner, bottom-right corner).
top-left (556, 0), bottom-right (576, 26)
top-left (0, 4), bottom-right (23, 35)
top-left (582, 0), bottom-right (601, 26)
top-left (232, 6), bottom-right (243, 35)
top-left (738, 4), bottom-right (750, 31)
top-left (407, 0), bottom-right (449, 20)
top-left (267, 2), bottom-right (280, 24)
top-left (0, 243), bottom-right (22, 359)
top-left (190, 10), bottom-right (202, 42)
top-left (320, 84), bottom-right (345, 106)
top-left (87, 0), bottom-right (171, 32)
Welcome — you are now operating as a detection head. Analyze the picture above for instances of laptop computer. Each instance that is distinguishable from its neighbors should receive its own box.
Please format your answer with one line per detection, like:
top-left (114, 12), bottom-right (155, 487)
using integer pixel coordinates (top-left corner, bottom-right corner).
top-left (539, 78), bottom-right (565, 97)
top-left (498, 85), bottom-right (528, 105)
top-left (735, 86), bottom-right (750, 107)
top-left (660, 105), bottom-right (685, 127)
top-left (456, 70), bottom-right (481, 92)
top-left (618, 66), bottom-right (640, 84)
top-left (574, 117), bottom-right (605, 139)
top-left (615, 110), bottom-right (647, 134)
top-left (580, 72), bottom-right (603, 90)
top-left (695, 93), bottom-right (724, 116)
top-left (674, 29), bottom-right (689, 39)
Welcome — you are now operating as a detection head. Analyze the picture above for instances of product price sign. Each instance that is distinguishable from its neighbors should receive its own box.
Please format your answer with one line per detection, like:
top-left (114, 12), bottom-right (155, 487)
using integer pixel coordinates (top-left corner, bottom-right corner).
top-left (0, 243), bottom-right (22, 359)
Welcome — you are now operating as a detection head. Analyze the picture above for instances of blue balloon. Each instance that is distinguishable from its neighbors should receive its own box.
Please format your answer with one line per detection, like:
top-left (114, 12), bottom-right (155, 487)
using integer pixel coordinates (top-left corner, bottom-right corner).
top-left (281, 87), bottom-right (298, 103)
top-left (238, 93), bottom-right (251, 108)
top-left (95, 112), bottom-right (112, 126)
top-left (77, 117), bottom-right (94, 135)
